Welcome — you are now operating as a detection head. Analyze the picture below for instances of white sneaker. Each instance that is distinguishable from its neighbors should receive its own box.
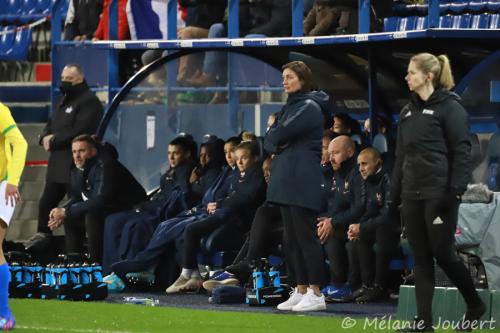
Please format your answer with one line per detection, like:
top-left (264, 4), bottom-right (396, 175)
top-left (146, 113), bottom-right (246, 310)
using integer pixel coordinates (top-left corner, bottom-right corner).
top-left (277, 288), bottom-right (304, 311)
top-left (292, 288), bottom-right (327, 312)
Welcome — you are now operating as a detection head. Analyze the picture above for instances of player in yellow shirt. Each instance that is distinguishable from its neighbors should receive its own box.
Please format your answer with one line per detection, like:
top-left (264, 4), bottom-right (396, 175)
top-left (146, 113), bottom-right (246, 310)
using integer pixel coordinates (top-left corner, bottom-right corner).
top-left (0, 102), bottom-right (28, 330)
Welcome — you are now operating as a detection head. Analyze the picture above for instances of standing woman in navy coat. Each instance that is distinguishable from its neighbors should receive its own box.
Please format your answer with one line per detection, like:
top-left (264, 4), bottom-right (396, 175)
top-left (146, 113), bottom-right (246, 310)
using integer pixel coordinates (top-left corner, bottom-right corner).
top-left (265, 61), bottom-right (329, 312)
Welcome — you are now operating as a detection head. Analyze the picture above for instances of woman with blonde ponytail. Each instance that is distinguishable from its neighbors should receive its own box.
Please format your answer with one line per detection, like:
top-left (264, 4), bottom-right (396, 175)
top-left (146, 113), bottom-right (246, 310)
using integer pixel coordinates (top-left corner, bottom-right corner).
top-left (391, 53), bottom-right (486, 332)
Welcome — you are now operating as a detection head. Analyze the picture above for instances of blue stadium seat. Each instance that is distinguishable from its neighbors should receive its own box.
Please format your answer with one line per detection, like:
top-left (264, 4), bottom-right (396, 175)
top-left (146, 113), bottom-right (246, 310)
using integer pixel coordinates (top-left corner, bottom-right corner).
top-left (452, 14), bottom-right (472, 28)
top-left (398, 16), bottom-right (418, 31)
top-left (393, 3), bottom-right (414, 16)
top-left (1, 0), bottom-right (22, 23)
top-left (415, 16), bottom-right (429, 29)
top-left (489, 13), bottom-right (500, 27)
top-left (440, 2), bottom-right (452, 14)
top-left (468, 0), bottom-right (488, 12)
top-left (0, 0), bottom-right (7, 16)
top-left (449, 1), bottom-right (469, 14)
top-left (0, 26), bottom-right (15, 55)
top-left (37, 0), bottom-right (52, 16)
top-left (439, 15), bottom-right (453, 28)
top-left (0, 27), bottom-right (32, 61)
top-left (384, 17), bottom-right (399, 32)
top-left (471, 14), bottom-right (490, 28)
top-left (20, 0), bottom-right (38, 23)
top-left (486, 0), bottom-right (500, 13)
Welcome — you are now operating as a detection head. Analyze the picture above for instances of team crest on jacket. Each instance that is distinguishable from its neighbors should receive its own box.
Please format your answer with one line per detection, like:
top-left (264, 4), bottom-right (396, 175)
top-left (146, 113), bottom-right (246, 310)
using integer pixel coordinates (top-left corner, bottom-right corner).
top-left (65, 106), bottom-right (73, 114)
top-left (376, 192), bottom-right (383, 206)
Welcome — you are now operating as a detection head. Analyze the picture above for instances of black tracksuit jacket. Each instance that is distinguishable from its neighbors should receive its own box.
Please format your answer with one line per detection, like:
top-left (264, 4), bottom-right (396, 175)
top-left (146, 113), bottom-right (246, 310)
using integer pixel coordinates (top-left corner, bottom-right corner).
top-left (391, 88), bottom-right (471, 204)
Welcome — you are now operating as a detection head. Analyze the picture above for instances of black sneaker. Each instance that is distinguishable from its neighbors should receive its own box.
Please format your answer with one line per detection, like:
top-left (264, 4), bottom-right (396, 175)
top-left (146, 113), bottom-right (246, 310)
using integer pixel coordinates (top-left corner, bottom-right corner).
top-left (455, 301), bottom-right (487, 332)
top-left (356, 285), bottom-right (386, 303)
top-left (341, 285), bottom-right (369, 303)
top-left (397, 317), bottom-right (434, 332)
top-left (226, 259), bottom-right (252, 274)
top-left (24, 232), bottom-right (52, 252)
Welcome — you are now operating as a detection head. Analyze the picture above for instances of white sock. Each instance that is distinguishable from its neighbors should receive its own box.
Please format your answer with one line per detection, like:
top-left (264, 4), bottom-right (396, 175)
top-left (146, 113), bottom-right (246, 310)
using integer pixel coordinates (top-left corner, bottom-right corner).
top-left (181, 268), bottom-right (192, 279)
top-left (190, 270), bottom-right (201, 278)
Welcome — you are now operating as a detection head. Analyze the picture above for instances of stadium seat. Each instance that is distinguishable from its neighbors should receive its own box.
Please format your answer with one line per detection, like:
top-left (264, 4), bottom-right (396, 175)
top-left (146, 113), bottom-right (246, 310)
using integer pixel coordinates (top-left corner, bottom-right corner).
top-left (20, 0), bottom-right (38, 23)
top-left (439, 15), bottom-right (453, 28)
top-left (384, 17), bottom-right (399, 32)
top-left (0, 0), bottom-right (7, 16)
top-left (471, 14), bottom-right (490, 28)
top-left (415, 16), bottom-right (429, 29)
top-left (440, 2), bottom-right (452, 14)
top-left (0, 26), bottom-right (15, 56)
top-left (468, 0), bottom-right (488, 12)
top-left (451, 14), bottom-right (472, 28)
top-left (37, 0), bottom-right (52, 16)
top-left (0, 0), bottom-right (22, 23)
top-left (398, 16), bottom-right (418, 31)
top-left (393, 2), bottom-right (414, 17)
top-left (449, 1), bottom-right (469, 14)
top-left (486, 0), bottom-right (500, 13)
top-left (0, 27), bottom-right (32, 61)
top-left (489, 13), bottom-right (500, 28)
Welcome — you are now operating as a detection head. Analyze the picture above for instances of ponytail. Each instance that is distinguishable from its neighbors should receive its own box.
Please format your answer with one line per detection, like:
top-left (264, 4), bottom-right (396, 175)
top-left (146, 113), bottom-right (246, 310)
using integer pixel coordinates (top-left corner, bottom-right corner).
top-left (410, 52), bottom-right (455, 90)
top-left (437, 54), bottom-right (455, 91)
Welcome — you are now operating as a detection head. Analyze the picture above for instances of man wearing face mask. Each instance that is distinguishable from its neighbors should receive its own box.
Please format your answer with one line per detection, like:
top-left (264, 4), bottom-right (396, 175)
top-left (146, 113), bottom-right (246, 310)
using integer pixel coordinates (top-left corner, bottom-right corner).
top-left (25, 64), bottom-right (103, 254)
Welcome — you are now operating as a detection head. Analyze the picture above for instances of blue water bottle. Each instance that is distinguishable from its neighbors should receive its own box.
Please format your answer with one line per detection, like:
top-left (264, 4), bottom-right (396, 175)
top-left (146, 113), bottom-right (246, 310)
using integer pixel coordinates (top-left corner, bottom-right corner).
top-left (80, 263), bottom-right (91, 284)
top-left (68, 264), bottom-right (80, 284)
top-left (44, 264), bottom-right (53, 286)
top-left (252, 268), bottom-right (265, 289)
top-left (23, 263), bottom-right (34, 284)
top-left (91, 263), bottom-right (103, 282)
top-left (268, 267), bottom-right (280, 288)
top-left (9, 262), bottom-right (23, 284)
top-left (33, 262), bottom-right (44, 285)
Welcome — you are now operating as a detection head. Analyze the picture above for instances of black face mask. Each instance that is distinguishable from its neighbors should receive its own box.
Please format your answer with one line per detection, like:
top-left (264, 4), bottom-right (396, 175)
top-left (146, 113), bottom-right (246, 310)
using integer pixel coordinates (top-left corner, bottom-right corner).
top-left (60, 81), bottom-right (77, 95)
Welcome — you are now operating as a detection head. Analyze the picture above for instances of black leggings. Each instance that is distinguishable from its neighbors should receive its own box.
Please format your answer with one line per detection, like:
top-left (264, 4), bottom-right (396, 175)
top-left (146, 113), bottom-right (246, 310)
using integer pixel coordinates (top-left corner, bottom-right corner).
top-left (38, 182), bottom-right (68, 234)
top-left (64, 212), bottom-right (107, 264)
top-left (280, 206), bottom-right (325, 286)
top-left (403, 198), bottom-right (483, 323)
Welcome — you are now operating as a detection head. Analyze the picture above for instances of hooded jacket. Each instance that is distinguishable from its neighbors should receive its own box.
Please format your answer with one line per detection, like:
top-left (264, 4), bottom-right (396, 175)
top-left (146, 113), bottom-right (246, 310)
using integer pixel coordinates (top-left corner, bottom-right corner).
top-left (264, 90), bottom-right (329, 212)
top-left (391, 88), bottom-right (471, 203)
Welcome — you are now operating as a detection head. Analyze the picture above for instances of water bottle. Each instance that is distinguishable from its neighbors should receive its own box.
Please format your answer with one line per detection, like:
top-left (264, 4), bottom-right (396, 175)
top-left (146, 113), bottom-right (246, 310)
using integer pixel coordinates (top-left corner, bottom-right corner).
top-left (9, 262), bottom-right (23, 284)
top-left (91, 263), bottom-right (103, 282)
top-left (81, 263), bottom-right (91, 283)
top-left (23, 263), bottom-right (35, 284)
top-left (32, 262), bottom-right (44, 285)
top-left (252, 268), bottom-right (265, 289)
top-left (68, 264), bottom-right (80, 284)
top-left (268, 267), bottom-right (280, 288)
top-left (123, 297), bottom-right (159, 306)
top-left (55, 264), bottom-right (69, 286)
top-left (44, 264), bottom-right (54, 286)
top-left (79, 263), bottom-right (91, 284)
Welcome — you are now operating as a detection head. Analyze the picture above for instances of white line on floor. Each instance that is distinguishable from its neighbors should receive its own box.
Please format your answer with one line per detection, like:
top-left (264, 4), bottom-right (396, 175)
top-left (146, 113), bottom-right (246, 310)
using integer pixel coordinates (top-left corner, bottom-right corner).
top-left (15, 326), bottom-right (140, 333)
